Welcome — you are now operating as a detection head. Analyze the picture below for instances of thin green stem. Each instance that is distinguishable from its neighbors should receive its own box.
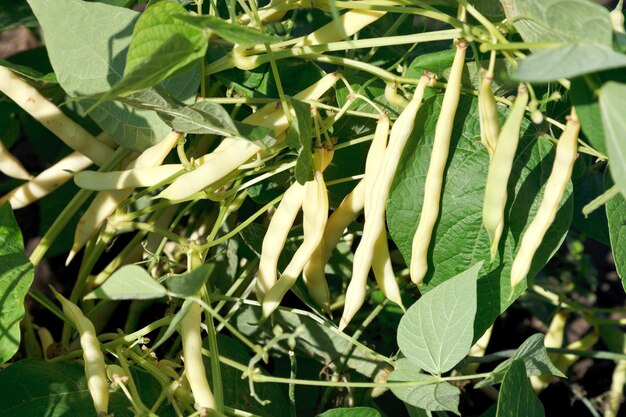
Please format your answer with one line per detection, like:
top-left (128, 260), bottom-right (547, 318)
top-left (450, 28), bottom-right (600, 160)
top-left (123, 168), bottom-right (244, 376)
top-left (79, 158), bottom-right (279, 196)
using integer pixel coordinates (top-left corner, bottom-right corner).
top-left (113, 221), bottom-right (189, 247)
top-left (480, 42), bottom-right (563, 52)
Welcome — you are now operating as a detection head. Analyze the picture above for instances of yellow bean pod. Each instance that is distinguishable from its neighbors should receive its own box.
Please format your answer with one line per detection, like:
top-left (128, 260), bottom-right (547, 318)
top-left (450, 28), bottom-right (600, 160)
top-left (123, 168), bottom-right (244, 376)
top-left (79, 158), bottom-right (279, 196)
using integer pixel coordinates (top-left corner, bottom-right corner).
top-left (52, 289), bottom-right (108, 415)
top-left (0, 151), bottom-right (91, 209)
top-left (257, 182), bottom-right (305, 296)
top-left (294, 9), bottom-right (386, 47)
top-left (74, 164), bottom-right (183, 191)
top-left (0, 67), bottom-right (114, 166)
top-left (482, 86), bottom-right (529, 262)
top-left (158, 73), bottom-right (339, 201)
top-left (510, 112), bottom-right (580, 289)
top-left (384, 83), bottom-right (409, 109)
top-left (340, 74), bottom-right (431, 331)
top-left (302, 148), bottom-right (335, 312)
top-left (410, 41), bottom-right (466, 285)
top-left (0, 140), bottom-right (31, 180)
top-left (180, 302), bottom-right (216, 410)
top-left (478, 68), bottom-right (500, 157)
top-left (364, 115), bottom-right (403, 309)
top-left (319, 179), bottom-right (366, 263)
top-left (262, 170), bottom-right (328, 318)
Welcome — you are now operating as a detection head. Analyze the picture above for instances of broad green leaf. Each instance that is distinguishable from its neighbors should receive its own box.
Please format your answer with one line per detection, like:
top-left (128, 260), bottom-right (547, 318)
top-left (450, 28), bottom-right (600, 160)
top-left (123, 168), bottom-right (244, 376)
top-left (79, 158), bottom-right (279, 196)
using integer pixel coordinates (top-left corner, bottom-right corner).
top-left (27, 0), bottom-right (199, 150)
top-left (286, 97), bottom-right (314, 184)
top-left (397, 262), bottom-right (481, 374)
top-left (0, 203), bottom-right (34, 364)
top-left (119, 90), bottom-right (275, 148)
top-left (97, 1), bottom-right (209, 100)
top-left (476, 334), bottom-right (564, 388)
top-left (316, 408), bottom-right (382, 417)
top-left (500, 0), bottom-right (612, 46)
top-left (176, 14), bottom-right (278, 47)
top-left (387, 95), bottom-right (573, 336)
top-left (496, 360), bottom-right (545, 417)
top-left (230, 303), bottom-right (392, 382)
top-left (165, 264), bottom-right (213, 298)
top-left (570, 78), bottom-right (606, 155)
top-left (606, 187), bottom-right (626, 288)
top-left (389, 359), bottom-right (460, 414)
top-left (0, 359), bottom-right (172, 417)
top-left (26, 0), bottom-right (137, 96)
top-left (514, 43), bottom-right (626, 83)
top-left (598, 81), bottom-right (626, 198)
top-left (84, 264), bottom-right (167, 300)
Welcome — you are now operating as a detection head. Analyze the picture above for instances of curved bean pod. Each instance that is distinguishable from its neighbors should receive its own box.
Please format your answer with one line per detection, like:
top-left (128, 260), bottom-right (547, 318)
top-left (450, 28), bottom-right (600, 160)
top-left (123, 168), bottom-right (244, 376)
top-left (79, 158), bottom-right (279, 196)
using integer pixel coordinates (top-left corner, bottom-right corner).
top-left (410, 41), bottom-right (467, 285)
top-left (257, 182), bottom-right (305, 296)
top-left (364, 115), bottom-right (403, 309)
top-left (0, 67), bottom-right (114, 166)
top-left (482, 86), bottom-right (529, 262)
top-left (478, 68), bottom-right (500, 157)
top-left (52, 289), bottom-right (108, 415)
top-left (0, 140), bottom-right (31, 180)
top-left (262, 170), bottom-right (328, 318)
top-left (158, 73), bottom-right (339, 201)
top-left (180, 302), bottom-right (216, 410)
top-left (74, 164), bottom-right (184, 191)
top-left (340, 74), bottom-right (431, 330)
top-left (510, 112), bottom-right (580, 289)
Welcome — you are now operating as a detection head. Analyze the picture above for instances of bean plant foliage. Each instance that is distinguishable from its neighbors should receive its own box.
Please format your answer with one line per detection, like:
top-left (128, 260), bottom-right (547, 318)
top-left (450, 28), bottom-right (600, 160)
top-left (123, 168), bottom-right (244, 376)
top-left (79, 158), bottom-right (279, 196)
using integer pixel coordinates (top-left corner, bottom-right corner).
top-left (0, 0), bottom-right (625, 416)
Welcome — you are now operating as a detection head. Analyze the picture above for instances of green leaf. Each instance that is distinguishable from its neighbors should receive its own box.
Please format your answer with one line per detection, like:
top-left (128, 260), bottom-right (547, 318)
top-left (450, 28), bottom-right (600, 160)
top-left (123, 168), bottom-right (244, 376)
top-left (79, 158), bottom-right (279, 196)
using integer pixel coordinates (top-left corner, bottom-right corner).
top-left (0, 359), bottom-right (173, 417)
top-left (500, 0), bottom-right (612, 45)
top-left (570, 78), bottom-right (606, 155)
top-left (0, 203), bottom-right (34, 364)
top-left (285, 97), bottom-right (314, 184)
top-left (176, 14), bottom-right (278, 47)
top-left (606, 186), bottom-right (626, 289)
top-left (97, 1), bottom-right (209, 100)
top-left (397, 262), bottom-right (481, 374)
top-left (229, 303), bottom-right (392, 382)
top-left (476, 334), bottom-right (564, 388)
top-left (598, 81), bottom-right (626, 198)
top-left (117, 90), bottom-right (275, 149)
top-left (514, 43), bottom-right (626, 83)
top-left (389, 358), bottom-right (460, 414)
top-left (84, 264), bottom-right (167, 300)
top-left (27, 0), bottom-right (199, 151)
top-left (387, 94), bottom-right (573, 336)
top-left (26, 0), bottom-right (137, 96)
top-left (496, 360), bottom-right (545, 417)
top-left (165, 264), bottom-right (213, 298)
top-left (316, 407), bottom-right (382, 417)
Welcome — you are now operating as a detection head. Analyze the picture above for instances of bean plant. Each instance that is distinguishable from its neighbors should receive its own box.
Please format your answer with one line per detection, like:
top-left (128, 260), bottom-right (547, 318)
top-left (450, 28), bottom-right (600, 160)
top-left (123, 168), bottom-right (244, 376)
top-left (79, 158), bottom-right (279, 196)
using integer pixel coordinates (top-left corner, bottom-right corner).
top-left (1, 0), bottom-right (626, 416)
